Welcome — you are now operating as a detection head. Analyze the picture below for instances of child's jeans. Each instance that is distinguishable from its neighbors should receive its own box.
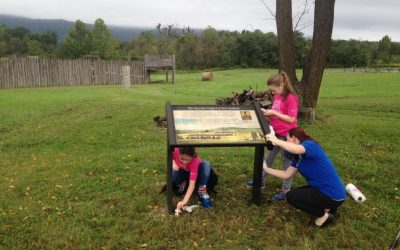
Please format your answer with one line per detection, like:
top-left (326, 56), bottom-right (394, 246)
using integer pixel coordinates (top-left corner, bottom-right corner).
top-left (172, 160), bottom-right (211, 189)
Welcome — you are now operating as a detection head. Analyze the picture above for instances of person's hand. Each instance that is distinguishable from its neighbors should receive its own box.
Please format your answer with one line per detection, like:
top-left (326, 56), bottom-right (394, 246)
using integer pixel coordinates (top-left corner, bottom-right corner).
top-left (261, 108), bottom-right (269, 116)
top-left (265, 133), bottom-right (278, 144)
top-left (176, 200), bottom-right (186, 210)
top-left (263, 165), bottom-right (271, 173)
top-left (262, 109), bottom-right (277, 117)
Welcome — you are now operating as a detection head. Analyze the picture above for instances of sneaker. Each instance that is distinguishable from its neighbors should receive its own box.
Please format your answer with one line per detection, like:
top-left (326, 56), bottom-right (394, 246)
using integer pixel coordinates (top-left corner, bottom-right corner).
top-left (271, 191), bottom-right (286, 201)
top-left (198, 186), bottom-right (212, 208)
top-left (244, 180), bottom-right (266, 189)
top-left (177, 182), bottom-right (186, 197)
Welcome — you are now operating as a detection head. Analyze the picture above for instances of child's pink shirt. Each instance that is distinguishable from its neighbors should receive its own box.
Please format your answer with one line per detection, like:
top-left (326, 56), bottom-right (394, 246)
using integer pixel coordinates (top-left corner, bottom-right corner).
top-left (173, 148), bottom-right (202, 181)
top-left (269, 93), bottom-right (298, 136)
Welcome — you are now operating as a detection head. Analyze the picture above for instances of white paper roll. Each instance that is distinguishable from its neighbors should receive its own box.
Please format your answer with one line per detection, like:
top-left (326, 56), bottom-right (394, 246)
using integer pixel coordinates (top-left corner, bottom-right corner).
top-left (268, 125), bottom-right (276, 145)
top-left (346, 183), bottom-right (366, 203)
top-left (269, 125), bottom-right (275, 135)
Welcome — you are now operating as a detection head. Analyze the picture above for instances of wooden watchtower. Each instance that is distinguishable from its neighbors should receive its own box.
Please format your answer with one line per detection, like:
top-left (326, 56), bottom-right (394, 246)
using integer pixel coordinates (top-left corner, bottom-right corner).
top-left (144, 54), bottom-right (176, 84)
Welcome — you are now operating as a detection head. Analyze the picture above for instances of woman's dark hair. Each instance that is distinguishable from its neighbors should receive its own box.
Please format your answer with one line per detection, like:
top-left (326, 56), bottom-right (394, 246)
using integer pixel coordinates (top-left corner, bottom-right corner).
top-left (179, 146), bottom-right (197, 157)
top-left (288, 127), bottom-right (316, 143)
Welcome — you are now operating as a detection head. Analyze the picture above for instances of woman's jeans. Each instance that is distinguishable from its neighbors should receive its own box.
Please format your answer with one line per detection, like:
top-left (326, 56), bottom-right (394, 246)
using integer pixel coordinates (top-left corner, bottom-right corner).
top-left (172, 160), bottom-right (211, 190)
top-left (286, 186), bottom-right (345, 217)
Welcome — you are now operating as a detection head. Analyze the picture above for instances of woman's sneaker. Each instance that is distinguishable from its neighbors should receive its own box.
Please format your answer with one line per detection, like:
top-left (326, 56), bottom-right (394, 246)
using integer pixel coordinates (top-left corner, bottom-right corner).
top-left (198, 186), bottom-right (211, 208)
top-left (244, 170), bottom-right (266, 188)
top-left (244, 180), bottom-right (266, 189)
top-left (271, 191), bottom-right (286, 201)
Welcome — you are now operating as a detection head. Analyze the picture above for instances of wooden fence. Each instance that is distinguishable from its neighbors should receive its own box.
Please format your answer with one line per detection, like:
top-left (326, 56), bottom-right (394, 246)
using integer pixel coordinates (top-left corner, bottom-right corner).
top-left (0, 58), bottom-right (147, 89)
top-left (343, 67), bottom-right (400, 73)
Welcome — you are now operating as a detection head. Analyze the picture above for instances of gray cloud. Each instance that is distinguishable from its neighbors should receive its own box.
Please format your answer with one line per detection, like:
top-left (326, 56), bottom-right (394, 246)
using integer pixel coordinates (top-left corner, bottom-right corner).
top-left (332, 0), bottom-right (399, 40)
top-left (0, 0), bottom-right (398, 41)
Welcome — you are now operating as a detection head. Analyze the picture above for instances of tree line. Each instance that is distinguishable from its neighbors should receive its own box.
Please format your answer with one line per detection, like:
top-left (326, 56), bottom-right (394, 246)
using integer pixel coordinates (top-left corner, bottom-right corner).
top-left (1, 19), bottom-right (399, 69)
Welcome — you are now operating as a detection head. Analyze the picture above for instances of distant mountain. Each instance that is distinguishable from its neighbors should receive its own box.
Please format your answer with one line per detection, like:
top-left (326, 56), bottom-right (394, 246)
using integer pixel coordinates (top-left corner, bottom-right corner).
top-left (0, 14), bottom-right (151, 43)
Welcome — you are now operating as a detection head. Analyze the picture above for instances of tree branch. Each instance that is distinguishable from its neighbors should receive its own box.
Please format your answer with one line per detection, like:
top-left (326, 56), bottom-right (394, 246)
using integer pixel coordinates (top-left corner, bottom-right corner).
top-left (296, 22), bottom-right (313, 32)
top-left (259, 0), bottom-right (275, 18)
top-left (293, 0), bottom-right (311, 31)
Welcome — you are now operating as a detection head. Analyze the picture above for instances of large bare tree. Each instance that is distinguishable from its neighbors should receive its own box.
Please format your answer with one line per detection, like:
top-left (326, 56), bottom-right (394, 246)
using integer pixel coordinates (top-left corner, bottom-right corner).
top-left (276, 0), bottom-right (335, 120)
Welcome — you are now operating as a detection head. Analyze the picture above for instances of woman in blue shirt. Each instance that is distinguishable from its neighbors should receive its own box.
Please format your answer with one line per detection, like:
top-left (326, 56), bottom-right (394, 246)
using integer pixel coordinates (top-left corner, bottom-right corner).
top-left (264, 127), bottom-right (346, 227)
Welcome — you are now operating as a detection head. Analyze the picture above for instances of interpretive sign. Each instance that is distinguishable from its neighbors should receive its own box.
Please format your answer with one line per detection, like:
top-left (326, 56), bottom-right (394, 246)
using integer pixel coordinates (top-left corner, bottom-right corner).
top-left (165, 103), bottom-right (272, 213)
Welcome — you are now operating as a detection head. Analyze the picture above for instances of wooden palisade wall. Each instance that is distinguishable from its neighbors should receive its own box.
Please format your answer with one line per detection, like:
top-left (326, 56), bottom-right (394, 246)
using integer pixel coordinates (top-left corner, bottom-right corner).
top-left (0, 58), bottom-right (147, 88)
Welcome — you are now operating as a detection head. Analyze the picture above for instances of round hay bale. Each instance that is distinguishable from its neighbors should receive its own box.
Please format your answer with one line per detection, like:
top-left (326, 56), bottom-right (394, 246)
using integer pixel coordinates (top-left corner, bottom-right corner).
top-left (201, 71), bottom-right (213, 81)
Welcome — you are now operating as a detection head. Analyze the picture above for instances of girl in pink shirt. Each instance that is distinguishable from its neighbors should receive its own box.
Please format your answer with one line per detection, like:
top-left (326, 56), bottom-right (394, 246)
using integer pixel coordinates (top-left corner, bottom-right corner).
top-left (245, 71), bottom-right (298, 201)
top-left (172, 147), bottom-right (212, 209)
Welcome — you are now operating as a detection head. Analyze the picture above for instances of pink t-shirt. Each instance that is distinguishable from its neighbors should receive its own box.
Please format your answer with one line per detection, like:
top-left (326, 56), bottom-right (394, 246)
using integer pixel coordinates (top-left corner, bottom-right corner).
top-left (269, 93), bottom-right (298, 137)
top-left (173, 148), bottom-right (202, 181)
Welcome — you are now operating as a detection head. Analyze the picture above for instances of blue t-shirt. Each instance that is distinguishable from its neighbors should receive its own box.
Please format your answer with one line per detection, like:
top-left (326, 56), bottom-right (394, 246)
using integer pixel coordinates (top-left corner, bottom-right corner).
top-left (292, 140), bottom-right (346, 200)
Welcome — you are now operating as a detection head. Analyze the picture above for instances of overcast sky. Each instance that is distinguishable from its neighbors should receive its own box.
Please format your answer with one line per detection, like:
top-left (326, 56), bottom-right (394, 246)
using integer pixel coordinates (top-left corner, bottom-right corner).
top-left (0, 0), bottom-right (399, 42)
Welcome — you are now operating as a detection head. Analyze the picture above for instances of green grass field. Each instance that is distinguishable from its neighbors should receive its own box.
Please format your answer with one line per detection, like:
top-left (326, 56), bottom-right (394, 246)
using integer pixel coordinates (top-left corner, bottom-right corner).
top-left (0, 69), bottom-right (399, 249)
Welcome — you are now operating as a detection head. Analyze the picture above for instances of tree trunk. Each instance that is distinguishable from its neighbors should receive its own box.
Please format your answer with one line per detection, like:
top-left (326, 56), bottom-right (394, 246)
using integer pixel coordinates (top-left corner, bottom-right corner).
top-left (276, 0), bottom-right (298, 83)
top-left (299, 0), bottom-right (335, 112)
top-left (275, 0), bottom-right (335, 121)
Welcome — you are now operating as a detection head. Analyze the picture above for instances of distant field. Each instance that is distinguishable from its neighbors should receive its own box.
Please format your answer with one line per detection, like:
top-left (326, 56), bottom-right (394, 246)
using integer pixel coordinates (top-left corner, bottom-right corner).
top-left (0, 69), bottom-right (399, 249)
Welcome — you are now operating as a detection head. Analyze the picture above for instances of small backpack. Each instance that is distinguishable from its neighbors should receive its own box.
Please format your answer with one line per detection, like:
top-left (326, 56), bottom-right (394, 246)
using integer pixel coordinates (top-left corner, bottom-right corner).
top-left (207, 168), bottom-right (218, 194)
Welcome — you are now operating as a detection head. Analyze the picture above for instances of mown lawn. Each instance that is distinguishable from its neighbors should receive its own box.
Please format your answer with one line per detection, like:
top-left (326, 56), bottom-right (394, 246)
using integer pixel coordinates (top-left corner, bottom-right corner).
top-left (0, 69), bottom-right (399, 249)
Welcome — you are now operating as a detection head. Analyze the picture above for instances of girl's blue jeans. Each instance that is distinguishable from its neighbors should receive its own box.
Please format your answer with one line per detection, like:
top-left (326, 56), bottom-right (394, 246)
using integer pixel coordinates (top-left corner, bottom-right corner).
top-left (172, 160), bottom-right (211, 189)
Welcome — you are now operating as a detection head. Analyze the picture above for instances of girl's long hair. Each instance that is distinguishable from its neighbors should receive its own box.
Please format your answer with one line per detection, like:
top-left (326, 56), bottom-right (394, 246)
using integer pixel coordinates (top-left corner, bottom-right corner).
top-left (267, 71), bottom-right (297, 101)
top-left (288, 127), bottom-right (317, 143)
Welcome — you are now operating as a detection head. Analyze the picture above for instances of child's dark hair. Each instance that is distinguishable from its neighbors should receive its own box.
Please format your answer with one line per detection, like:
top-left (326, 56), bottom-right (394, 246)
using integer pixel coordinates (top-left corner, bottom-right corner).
top-left (288, 127), bottom-right (317, 143)
top-left (179, 146), bottom-right (197, 157)
top-left (267, 71), bottom-right (297, 100)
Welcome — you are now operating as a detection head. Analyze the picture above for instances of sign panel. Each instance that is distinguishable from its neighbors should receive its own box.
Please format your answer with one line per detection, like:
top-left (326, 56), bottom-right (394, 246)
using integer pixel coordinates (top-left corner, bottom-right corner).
top-left (168, 105), bottom-right (269, 146)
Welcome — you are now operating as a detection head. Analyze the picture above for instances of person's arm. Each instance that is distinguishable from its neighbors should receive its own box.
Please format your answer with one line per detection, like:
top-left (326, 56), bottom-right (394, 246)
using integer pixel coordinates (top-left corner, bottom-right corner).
top-left (266, 134), bottom-right (306, 155)
top-left (263, 165), bottom-right (298, 180)
top-left (262, 95), bottom-right (298, 124)
top-left (176, 180), bottom-right (196, 209)
top-left (261, 108), bottom-right (296, 123)
top-left (172, 148), bottom-right (183, 171)
top-left (172, 160), bottom-right (179, 171)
